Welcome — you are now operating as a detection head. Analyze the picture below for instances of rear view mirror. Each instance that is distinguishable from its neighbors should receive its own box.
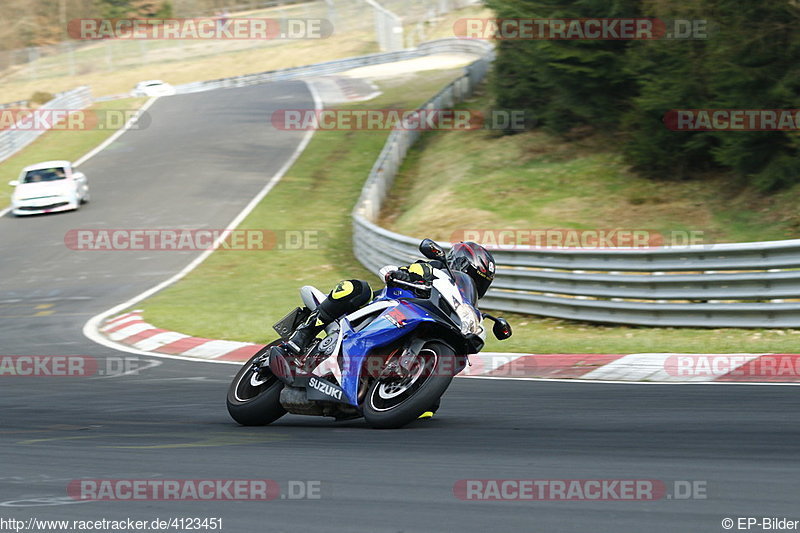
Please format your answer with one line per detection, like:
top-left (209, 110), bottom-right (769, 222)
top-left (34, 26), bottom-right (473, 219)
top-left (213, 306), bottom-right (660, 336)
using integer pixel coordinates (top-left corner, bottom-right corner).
top-left (419, 238), bottom-right (446, 261)
top-left (8, 180), bottom-right (19, 187)
top-left (492, 317), bottom-right (513, 340)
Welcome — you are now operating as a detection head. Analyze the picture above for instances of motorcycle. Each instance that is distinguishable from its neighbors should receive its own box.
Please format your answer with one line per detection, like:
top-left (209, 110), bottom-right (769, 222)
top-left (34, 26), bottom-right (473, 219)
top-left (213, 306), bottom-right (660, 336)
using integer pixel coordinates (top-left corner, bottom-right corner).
top-left (226, 238), bottom-right (512, 429)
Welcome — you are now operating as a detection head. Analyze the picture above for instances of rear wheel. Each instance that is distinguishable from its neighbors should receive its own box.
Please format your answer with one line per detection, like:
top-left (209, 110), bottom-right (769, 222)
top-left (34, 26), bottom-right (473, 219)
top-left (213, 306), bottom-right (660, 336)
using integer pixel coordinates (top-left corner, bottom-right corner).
top-left (363, 341), bottom-right (455, 429)
top-left (226, 342), bottom-right (286, 426)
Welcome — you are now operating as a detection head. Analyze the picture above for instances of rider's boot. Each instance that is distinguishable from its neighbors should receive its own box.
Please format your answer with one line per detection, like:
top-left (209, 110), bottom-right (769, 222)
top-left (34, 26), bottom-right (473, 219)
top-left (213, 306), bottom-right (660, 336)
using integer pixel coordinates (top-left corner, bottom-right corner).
top-left (265, 309), bottom-right (329, 383)
top-left (285, 309), bottom-right (329, 355)
top-left (270, 309), bottom-right (329, 360)
top-left (418, 398), bottom-right (441, 420)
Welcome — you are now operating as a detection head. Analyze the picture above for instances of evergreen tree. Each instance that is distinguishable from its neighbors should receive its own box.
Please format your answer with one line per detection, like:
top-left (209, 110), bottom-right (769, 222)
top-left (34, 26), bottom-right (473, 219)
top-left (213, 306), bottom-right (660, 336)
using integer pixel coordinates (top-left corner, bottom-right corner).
top-left (489, 0), bottom-right (800, 189)
top-left (623, 0), bottom-right (800, 188)
top-left (621, 30), bottom-right (716, 178)
top-left (486, 0), bottom-right (643, 133)
top-left (96, 0), bottom-right (132, 19)
top-left (703, 0), bottom-right (800, 190)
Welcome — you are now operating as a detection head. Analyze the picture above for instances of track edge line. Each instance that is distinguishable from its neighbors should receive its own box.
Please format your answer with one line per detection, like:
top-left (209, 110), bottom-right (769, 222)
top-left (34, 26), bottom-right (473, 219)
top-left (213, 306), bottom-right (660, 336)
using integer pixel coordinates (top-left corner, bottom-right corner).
top-left (82, 81), bottom-right (322, 364)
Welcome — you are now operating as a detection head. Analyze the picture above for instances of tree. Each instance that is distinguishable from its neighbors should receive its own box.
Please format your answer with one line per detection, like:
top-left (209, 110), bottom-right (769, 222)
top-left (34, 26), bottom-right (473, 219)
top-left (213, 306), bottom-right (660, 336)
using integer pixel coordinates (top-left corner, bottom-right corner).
top-left (486, 0), bottom-right (643, 133)
top-left (96, 0), bottom-right (132, 19)
top-left (489, 0), bottom-right (800, 190)
top-left (623, 0), bottom-right (800, 188)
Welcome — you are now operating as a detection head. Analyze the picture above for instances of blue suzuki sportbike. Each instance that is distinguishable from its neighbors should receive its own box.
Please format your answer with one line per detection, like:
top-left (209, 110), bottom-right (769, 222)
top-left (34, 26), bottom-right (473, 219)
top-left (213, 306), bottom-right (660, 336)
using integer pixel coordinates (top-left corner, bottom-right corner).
top-left (226, 239), bottom-right (512, 429)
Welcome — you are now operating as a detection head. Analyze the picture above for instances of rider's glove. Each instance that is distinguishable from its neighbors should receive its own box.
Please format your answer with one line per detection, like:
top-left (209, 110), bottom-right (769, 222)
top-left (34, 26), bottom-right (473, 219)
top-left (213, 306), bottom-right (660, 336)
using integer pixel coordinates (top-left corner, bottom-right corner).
top-left (386, 269), bottom-right (413, 284)
top-left (386, 262), bottom-right (433, 286)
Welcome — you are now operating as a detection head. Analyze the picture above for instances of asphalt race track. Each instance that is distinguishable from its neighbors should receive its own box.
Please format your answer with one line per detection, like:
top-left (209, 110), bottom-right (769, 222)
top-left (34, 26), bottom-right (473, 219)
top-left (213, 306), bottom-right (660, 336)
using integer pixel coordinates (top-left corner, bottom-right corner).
top-left (1, 82), bottom-right (799, 532)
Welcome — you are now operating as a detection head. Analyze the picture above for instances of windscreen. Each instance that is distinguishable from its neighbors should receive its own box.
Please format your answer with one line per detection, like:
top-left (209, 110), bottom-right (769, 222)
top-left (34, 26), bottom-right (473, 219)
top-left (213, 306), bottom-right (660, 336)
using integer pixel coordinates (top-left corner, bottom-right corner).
top-left (452, 271), bottom-right (478, 305)
top-left (23, 168), bottom-right (66, 183)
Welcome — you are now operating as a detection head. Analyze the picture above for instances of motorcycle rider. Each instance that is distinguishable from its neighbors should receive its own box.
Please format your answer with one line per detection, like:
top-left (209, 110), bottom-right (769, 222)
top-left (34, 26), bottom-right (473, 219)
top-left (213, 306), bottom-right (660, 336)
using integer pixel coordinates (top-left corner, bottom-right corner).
top-left (269, 241), bottom-right (496, 416)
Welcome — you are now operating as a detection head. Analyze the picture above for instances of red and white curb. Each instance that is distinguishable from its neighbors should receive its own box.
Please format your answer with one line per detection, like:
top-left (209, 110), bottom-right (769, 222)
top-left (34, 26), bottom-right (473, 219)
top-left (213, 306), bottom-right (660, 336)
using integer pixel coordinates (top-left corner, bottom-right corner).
top-left (101, 311), bottom-right (262, 362)
top-left (101, 311), bottom-right (800, 383)
top-left (472, 353), bottom-right (800, 383)
top-left (81, 80), bottom-right (323, 364)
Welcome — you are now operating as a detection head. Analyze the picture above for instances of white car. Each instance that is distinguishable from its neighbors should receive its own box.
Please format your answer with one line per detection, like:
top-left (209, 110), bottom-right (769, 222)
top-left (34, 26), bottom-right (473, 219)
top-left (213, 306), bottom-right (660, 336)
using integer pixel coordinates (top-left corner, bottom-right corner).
top-left (9, 160), bottom-right (89, 216)
top-left (132, 80), bottom-right (176, 97)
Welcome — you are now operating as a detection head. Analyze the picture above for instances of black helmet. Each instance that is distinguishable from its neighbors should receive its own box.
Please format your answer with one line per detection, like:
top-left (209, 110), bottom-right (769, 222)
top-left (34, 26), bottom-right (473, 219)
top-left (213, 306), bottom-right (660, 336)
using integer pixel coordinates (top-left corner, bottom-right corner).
top-left (446, 241), bottom-right (495, 298)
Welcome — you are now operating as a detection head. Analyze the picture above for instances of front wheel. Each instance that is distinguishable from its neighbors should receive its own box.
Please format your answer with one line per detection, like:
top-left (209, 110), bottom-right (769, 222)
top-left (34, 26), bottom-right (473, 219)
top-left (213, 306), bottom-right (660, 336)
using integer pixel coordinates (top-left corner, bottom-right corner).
top-left (226, 342), bottom-right (286, 426)
top-left (363, 341), bottom-right (456, 429)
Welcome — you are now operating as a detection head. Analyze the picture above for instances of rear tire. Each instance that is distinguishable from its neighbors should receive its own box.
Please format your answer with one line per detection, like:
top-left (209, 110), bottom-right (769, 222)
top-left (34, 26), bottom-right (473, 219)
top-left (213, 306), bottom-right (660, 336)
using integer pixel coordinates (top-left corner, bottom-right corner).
top-left (226, 343), bottom-right (286, 426)
top-left (363, 341), bottom-right (455, 429)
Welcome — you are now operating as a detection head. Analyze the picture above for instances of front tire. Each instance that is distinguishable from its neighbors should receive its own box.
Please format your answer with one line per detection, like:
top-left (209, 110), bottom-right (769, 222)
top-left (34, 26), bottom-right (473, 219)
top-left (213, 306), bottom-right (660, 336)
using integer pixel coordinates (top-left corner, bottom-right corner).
top-left (226, 343), bottom-right (286, 426)
top-left (363, 341), bottom-right (456, 429)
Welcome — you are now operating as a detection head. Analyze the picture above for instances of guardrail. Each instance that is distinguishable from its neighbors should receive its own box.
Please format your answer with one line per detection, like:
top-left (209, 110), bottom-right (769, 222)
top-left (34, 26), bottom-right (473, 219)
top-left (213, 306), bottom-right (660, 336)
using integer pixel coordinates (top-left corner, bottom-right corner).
top-left (172, 39), bottom-right (490, 95)
top-left (350, 40), bottom-right (800, 328)
top-left (0, 39), bottom-right (485, 166)
top-left (0, 99), bottom-right (29, 110)
top-left (0, 39), bottom-right (486, 166)
top-left (0, 86), bottom-right (92, 164)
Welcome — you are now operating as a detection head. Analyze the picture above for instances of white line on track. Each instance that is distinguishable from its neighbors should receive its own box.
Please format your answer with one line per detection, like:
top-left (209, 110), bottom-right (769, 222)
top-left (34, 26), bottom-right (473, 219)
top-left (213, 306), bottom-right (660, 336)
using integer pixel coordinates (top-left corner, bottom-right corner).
top-left (83, 82), bottom-right (323, 361)
top-left (77, 90), bottom-right (800, 387)
top-left (74, 96), bottom-right (158, 167)
top-left (460, 375), bottom-right (800, 386)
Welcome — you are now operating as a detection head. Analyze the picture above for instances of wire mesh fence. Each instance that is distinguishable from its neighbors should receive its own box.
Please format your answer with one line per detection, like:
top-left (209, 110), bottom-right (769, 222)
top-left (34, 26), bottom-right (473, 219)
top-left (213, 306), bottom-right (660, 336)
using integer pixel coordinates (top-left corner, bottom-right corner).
top-left (0, 0), bottom-right (479, 88)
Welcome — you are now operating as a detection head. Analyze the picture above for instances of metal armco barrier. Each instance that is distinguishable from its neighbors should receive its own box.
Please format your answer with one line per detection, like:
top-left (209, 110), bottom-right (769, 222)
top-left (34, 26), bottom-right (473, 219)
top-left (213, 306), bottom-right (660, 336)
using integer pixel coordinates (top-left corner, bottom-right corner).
top-left (350, 40), bottom-right (800, 328)
top-left (171, 40), bottom-right (490, 95)
top-left (0, 86), bottom-right (92, 163)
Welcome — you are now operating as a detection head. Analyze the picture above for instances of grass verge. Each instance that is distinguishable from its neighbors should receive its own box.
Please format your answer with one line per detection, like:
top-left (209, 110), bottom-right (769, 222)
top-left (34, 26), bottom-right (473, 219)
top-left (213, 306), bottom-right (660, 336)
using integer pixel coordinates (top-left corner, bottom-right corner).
top-left (0, 36), bottom-right (378, 104)
top-left (382, 87), bottom-right (800, 244)
top-left (0, 5), bottom-right (490, 103)
top-left (137, 74), bottom-right (800, 353)
top-left (375, 86), bottom-right (800, 353)
top-left (0, 97), bottom-right (146, 208)
top-left (484, 314), bottom-right (800, 353)
top-left (138, 70), bottom-right (466, 342)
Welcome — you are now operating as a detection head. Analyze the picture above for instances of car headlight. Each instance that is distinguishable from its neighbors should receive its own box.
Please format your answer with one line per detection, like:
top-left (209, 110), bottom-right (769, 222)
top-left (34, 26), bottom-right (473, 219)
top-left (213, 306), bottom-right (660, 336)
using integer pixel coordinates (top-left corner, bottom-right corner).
top-left (456, 303), bottom-right (482, 335)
